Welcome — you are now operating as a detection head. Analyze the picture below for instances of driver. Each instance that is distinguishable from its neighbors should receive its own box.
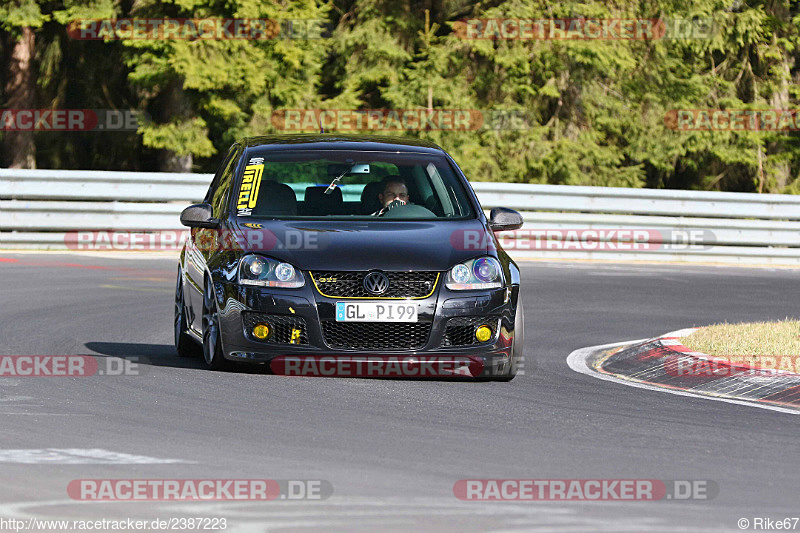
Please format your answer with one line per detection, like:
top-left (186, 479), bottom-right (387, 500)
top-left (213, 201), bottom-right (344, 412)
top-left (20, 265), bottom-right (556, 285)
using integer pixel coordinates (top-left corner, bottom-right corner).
top-left (373, 176), bottom-right (411, 216)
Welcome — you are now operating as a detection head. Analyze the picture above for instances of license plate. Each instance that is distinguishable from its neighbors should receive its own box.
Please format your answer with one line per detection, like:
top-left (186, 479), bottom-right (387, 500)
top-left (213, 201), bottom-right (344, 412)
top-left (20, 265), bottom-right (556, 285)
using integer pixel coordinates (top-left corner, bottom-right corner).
top-left (336, 302), bottom-right (418, 322)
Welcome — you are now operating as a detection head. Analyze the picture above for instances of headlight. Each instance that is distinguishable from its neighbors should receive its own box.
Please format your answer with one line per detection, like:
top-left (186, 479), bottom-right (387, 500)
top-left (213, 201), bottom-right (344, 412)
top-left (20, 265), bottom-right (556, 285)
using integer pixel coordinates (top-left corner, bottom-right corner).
top-left (445, 257), bottom-right (503, 290)
top-left (472, 257), bottom-right (497, 282)
top-left (451, 264), bottom-right (471, 284)
top-left (275, 262), bottom-right (296, 282)
top-left (239, 255), bottom-right (304, 288)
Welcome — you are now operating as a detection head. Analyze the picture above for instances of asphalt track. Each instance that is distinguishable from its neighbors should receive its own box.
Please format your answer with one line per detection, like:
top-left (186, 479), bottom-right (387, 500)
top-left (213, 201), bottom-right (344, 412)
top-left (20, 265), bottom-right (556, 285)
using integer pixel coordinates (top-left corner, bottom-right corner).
top-left (0, 252), bottom-right (798, 532)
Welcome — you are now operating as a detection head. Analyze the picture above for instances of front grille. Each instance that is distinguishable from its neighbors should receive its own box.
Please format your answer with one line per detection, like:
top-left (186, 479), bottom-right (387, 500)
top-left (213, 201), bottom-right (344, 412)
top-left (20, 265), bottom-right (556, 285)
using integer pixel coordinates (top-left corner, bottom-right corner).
top-left (311, 271), bottom-right (439, 299)
top-left (442, 317), bottom-right (499, 347)
top-left (321, 321), bottom-right (431, 350)
top-left (242, 312), bottom-right (309, 345)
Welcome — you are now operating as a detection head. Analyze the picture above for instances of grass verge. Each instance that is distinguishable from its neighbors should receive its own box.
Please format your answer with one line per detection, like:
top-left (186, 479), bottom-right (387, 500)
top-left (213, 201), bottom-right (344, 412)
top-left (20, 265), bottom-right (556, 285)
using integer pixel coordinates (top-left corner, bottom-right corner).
top-left (682, 320), bottom-right (800, 373)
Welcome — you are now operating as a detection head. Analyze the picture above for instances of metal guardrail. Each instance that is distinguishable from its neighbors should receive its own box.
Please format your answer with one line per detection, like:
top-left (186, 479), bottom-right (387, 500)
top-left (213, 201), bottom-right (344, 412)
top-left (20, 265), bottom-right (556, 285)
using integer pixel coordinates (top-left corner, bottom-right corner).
top-left (2, 169), bottom-right (799, 265)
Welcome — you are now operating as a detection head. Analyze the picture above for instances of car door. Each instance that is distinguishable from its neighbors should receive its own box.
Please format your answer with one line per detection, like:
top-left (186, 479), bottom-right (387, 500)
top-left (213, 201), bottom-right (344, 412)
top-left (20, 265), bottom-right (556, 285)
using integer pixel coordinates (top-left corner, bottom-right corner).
top-left (185, 144), bottom-right (242, 332)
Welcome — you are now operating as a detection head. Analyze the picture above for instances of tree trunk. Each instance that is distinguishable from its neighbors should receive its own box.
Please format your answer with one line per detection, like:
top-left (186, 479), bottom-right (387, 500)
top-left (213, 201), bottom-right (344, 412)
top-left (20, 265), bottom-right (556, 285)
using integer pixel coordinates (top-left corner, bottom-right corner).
top-left (158, 151), bottom-right (193, 173)
top-left (157, 80), bottom-right (193, 173)
top-left (3, 27), bottom-right (36, 169)
top-left (768, 51), bottom-right (793, 191)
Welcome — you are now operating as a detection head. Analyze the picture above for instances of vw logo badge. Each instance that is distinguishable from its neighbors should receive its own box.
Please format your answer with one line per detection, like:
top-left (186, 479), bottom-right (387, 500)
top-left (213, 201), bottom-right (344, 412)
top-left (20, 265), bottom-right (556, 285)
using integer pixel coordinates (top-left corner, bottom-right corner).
top-left (363, 271), bottom-right (390, 295)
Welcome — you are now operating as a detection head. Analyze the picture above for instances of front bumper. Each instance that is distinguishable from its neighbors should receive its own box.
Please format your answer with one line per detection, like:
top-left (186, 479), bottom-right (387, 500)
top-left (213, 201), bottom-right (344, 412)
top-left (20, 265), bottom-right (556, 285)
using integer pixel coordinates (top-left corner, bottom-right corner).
top-left (214, 274), bottom-right (519, 378)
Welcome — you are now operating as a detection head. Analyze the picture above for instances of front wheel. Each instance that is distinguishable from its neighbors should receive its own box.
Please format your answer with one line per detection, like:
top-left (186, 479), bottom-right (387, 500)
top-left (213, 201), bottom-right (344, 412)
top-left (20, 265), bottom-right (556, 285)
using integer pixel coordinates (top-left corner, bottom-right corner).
top-left (493, 301), bottom-right (524, 382)
top-left (202, 277), bottom-right (230, 371)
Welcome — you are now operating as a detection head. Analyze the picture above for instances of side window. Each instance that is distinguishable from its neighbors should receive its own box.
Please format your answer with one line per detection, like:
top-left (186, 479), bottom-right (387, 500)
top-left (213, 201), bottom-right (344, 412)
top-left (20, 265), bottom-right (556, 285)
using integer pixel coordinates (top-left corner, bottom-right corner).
top-left (208, 145), bottom-right (242, 217)
top-left (412, 165), bottom-right (434, 202)
top-left (204, 145), bottom-right (238, 203)
top-left (204, 149), bottom-right (232, 203)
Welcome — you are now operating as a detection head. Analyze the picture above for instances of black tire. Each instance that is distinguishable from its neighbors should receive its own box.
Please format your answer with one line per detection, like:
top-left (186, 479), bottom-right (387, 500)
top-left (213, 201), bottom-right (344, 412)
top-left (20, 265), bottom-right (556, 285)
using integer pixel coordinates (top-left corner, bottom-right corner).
top-left (493, 301), bottom-right (524, 382)
top-left (202, 276), bottom-right (230, 371)
top-left (174, 268), bottom-right (201, 358)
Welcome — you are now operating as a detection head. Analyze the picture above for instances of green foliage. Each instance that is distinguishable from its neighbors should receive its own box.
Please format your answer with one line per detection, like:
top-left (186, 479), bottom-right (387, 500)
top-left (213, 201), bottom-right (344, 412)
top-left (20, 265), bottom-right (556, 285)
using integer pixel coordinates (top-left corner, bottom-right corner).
top-left (0, 0), bottom-right (48, 30)
top-left (140, 117), bottom-right (216, 157)
top-left (1, 0), bottom-right (799, 190)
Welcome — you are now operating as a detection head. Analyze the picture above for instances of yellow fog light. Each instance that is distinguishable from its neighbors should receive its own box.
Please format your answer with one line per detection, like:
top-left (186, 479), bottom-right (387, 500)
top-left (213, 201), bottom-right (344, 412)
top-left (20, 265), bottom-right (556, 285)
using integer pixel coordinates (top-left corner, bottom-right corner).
top-left (253, 323), bottom-right (271, 340)
top-left (475, 325), bottom-right (492, 342)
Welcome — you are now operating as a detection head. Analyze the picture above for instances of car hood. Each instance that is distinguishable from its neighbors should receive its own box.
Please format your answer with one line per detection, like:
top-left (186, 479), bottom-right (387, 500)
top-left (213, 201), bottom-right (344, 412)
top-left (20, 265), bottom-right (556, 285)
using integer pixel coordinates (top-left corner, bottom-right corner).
top-left (230, 219), bottom-right (491, 271)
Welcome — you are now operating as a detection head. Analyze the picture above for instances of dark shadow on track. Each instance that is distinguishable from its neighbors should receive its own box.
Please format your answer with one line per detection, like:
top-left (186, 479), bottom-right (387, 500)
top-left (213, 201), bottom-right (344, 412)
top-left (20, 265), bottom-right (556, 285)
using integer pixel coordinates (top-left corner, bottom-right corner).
top-left (86, 342), bottom-right (175, 358)
top-left (83, 342), bottom-right (495, 379)
top-left (82, 341), bottom-right (293, 374)
top-left (85, 341), bottom-right (209, 370)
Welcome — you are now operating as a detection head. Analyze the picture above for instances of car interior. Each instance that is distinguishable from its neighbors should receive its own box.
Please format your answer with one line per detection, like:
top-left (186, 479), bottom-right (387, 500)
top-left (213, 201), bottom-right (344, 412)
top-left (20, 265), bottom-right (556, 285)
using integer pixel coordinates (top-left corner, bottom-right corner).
top-left (249, 169), bottom-right (449, 218)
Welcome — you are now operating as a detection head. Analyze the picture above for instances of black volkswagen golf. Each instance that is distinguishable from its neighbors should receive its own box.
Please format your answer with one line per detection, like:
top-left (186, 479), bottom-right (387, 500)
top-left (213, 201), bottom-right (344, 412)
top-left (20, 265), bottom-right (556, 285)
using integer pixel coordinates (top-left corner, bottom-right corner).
top-left (175, 135), bottom-right (525, 380)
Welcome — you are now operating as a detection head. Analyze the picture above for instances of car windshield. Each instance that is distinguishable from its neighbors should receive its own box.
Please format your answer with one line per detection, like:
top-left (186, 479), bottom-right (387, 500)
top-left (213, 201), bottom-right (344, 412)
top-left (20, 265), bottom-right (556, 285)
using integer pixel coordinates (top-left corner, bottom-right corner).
top-left (232, 150), bottom-right (475, 220)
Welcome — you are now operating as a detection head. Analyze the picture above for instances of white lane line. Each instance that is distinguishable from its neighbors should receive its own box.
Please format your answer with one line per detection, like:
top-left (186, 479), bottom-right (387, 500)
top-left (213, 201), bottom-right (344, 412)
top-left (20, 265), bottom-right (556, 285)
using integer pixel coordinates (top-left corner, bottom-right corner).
top-left (0, 396), bottom-right (34, 402)
top-left (198, 500), bottom-right (727, 533)
top-left (0, 497), bottom-right (726, 533)
top-left (661, 328), bottom-right (700, 338)
top-left (0, 413), bottom-right (94, 416)
top-left (100, 284), bottom-right (172, 293)
top-left (0, 448), bottom-right (194, 464)
top-left (566, 341), bottom-right (800, 416)
top-left (165, 498), bottom-right (712, 533)
top-left (527, 261), bottom-right (800, 275)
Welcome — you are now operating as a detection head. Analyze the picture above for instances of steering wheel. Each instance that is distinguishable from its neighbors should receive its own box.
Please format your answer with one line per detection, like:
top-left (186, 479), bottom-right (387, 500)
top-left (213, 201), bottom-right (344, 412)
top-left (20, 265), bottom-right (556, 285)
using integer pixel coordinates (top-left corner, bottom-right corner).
top-left (379, 201), bottom-right (437, 218)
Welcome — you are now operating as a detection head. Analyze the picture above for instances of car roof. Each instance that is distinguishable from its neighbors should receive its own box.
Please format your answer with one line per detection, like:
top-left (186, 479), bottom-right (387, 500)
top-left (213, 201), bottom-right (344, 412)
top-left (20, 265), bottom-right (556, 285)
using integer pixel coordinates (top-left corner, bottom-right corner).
top-left (240, 134), bottom-right (446, 154)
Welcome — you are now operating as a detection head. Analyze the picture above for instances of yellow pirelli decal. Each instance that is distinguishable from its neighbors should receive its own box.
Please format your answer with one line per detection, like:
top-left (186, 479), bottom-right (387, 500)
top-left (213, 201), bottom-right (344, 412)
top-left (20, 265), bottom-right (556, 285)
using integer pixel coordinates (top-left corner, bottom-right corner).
top-left (237, 162), bottom-right (263, 216)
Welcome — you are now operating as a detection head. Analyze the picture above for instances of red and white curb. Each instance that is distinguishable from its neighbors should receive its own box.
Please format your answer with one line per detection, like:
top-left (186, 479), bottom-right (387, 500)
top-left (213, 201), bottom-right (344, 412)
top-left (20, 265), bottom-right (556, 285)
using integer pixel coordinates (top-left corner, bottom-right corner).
top-left (567, 329), bottom-right (800, 415)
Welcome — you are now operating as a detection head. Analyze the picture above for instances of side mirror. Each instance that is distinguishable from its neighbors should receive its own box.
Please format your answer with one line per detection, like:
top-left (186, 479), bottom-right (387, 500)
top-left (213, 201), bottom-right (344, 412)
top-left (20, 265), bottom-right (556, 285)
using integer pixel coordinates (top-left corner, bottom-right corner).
top-left (180, 203), bottom-right (219, 228)
top-left (488, 207), bottom-right (524, 232)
